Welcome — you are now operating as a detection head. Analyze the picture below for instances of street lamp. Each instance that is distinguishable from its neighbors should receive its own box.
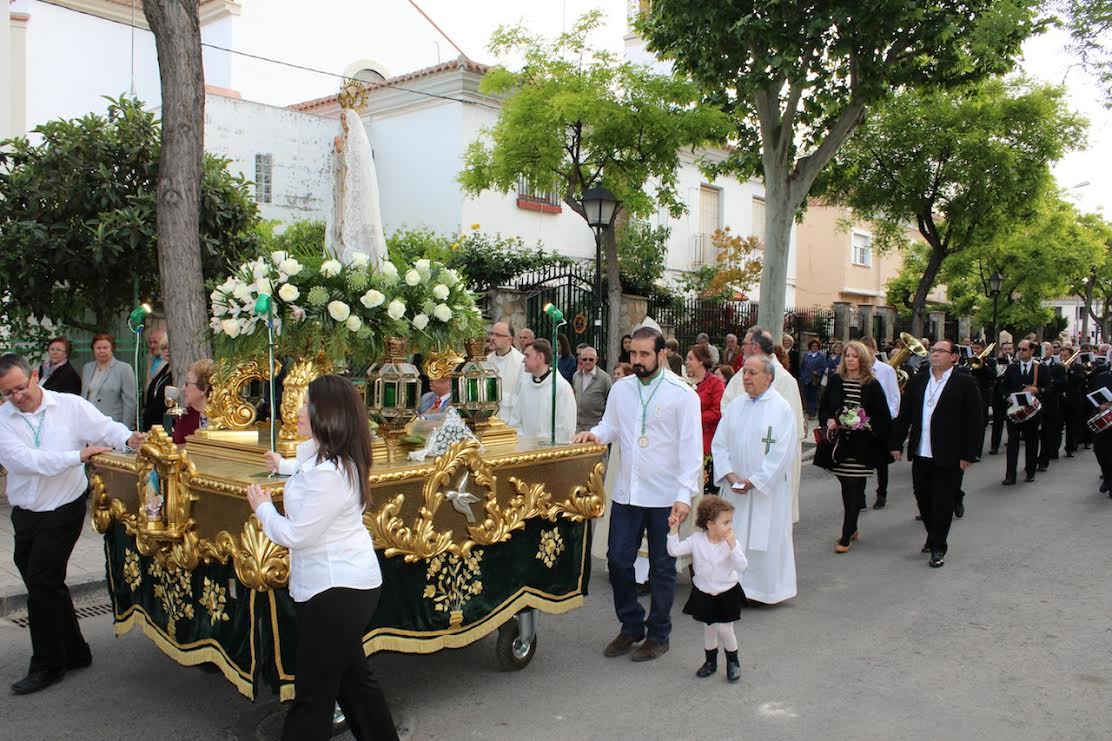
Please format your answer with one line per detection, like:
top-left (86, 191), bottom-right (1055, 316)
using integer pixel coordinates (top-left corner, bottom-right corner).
top-left (582, 186), bottom-right (618, 359)
top-left (988, 270), bottom-right (1004, 346)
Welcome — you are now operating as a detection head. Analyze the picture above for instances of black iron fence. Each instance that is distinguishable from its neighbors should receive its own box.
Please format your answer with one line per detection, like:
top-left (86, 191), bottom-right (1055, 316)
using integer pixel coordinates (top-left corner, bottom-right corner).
top-left (647, 297), bottom-right (834, 354)
top-left (510, 263), bottom-right (608, 364)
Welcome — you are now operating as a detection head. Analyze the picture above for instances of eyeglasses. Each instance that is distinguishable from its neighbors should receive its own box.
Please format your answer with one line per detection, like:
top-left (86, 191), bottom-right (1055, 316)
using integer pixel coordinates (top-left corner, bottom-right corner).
top-left (929, 348), bottom-right (957, 355)
top-left (579, 357), bottom-right (596, 363)
top-left (0, 380), bottom-right (34, 400)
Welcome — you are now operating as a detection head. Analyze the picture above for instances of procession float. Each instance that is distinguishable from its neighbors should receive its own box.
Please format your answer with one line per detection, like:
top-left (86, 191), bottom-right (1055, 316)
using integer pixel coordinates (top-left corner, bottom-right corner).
top-left (87, 94), bottom-right (606, 701)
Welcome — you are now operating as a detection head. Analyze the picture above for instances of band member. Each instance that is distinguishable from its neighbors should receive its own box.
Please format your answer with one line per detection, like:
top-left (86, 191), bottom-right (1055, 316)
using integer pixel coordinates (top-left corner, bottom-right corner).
top-left (1000, 339), bottom-right (1046, 485)
top-left (1087, 364), bottom-right (1112, 496)
top-left (1037, 342), bottom-right (1067, 469)
top-left (1062, 347), bottom-right (1086, 457)
top-left (891, 339), bottom-right (982, 568)
top-left (989, 341), bottom-right (1014, 454)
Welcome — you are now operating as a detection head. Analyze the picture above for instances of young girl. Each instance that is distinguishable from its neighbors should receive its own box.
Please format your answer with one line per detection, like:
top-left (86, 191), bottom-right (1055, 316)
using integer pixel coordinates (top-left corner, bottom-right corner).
top-left (667, 495), bottom-right (748, 682)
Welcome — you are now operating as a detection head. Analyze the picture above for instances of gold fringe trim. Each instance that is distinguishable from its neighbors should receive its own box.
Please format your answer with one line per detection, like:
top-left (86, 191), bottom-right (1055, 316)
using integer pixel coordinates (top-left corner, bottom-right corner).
top-left (113, 605), bottom-right (256, 700)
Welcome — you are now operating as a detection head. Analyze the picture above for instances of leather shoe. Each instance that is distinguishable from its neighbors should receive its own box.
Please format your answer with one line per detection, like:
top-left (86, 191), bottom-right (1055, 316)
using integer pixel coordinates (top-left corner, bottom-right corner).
top-left (631, 639), bottom-right (669, 662)
top-left (1100, 481), bottom-right (1109, 493)
top-left (921, 541), bottom-right (931, 554)
top-left (1037, 464), bottom-right (1048, 472)
top-left (929, 550), bottom-right (946, 568)
top-left (67, 653), bottom-right (92, 671)
top-left (1065, 451), bottom-right (1075, 458)
top-left (1025, 473), bottom-right (1036, 482)
top-left (954, 500), bottom-right (965, 518)
top-left (873, 495), bottom-right (887, 510)
top-left (1002, 478), bottom-right (1016, 486)
top-left (725, 654), bottom-right (741, 682)
top-left (603, 632), bottom-right (642, 658)
top-left (12, 668), bottom-right (65, 695)
top-left (989, 448), bottom-right (999, 455)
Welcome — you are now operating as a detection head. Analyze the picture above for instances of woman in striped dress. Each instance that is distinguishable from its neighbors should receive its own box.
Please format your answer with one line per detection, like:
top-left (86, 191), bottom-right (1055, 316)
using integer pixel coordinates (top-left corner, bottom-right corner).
top-left (819, 341), bottom-right (892, 553)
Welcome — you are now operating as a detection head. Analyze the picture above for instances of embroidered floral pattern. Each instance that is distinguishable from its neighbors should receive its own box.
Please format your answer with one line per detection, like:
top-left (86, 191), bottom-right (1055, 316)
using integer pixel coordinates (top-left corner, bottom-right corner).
top-left (123, 549), bottom-right (142, 591)
top-left (199, 577), bottom-right (231, 626)
top-left (535, 528), bottom-right (566, 568)
top-left (423, 549), bottom-right (484, 626)
top-left (148, 561), bottom-right (195, 635)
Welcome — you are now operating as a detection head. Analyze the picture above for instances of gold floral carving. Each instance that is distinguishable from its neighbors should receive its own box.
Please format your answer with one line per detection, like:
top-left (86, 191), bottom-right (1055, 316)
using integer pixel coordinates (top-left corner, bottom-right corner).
top-left (553, 461), bottom-right (607, 521)
top-left (279, 356), bottom-right (333, 444)
top-left (470, 476), bottom-right (556, 545)
top-left (206, 359), bottom-right (279, 431)
top-left (423, 549), bottom-right (484, 627)
top-left (536, 528), bottom-right (566, 568)
top-left (91, 473), bottom-right (130, 534)
top-left (123, 549), bottom-right (143, 591)
top-left (209, 517), bottom-right (290, 592)
top-left (422, 348), bottom-right (464, 380)
top-left (199, 577), bottom-right (231, 625)
top-left (148, 560), bottom-right (195, 635)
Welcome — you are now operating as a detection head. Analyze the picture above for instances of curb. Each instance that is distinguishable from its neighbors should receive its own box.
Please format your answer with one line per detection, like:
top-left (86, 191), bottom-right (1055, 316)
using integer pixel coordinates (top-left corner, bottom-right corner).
top-left (0, 577), bottom-right (108, 618)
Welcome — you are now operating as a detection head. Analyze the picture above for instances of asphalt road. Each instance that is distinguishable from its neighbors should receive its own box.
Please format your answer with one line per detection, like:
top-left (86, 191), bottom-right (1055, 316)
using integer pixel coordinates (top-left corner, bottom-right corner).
top-left (1, 448), bottom-right (1109, 740)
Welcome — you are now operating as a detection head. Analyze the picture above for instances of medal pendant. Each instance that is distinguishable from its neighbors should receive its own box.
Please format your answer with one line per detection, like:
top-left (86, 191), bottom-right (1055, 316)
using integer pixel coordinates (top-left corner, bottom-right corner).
top-left (638, 435), bottom-right (649, 448)
top-left (927, 399), bottom-right (935, 408)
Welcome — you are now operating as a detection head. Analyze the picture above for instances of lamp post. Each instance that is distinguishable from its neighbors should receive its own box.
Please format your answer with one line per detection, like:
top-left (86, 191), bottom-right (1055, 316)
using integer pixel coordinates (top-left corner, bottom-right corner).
top-left (988, 270), bottom-right (1004, 347)
top-left (543, 303), bottom-right (566, 446)
top-left (581, 186), bottom-right (618, 360)
top-left (127, 302), bottom-right (152, 433)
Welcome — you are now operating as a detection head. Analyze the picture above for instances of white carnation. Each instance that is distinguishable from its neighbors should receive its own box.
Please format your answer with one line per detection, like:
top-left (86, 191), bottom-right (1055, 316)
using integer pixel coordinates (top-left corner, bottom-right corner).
top-left (404, 269), bottom-right (421, 286)
top-left (251, 261), bottom-right (269, 279)
top-left (348, 252), bottom-right (370, 269)
top-left (270, 250), bottom-right (289, 265)
top-left (412, 313), bottom-right (429, 330)
top-left (320, 259), bottom-right (342, 278)
top-left (278, 284), bottom-right (300, 302)
top-left (220, 318), bottom-right (241, 338)
top-left (360, 289), bottom-right (385, 309)
top-left (232, 282), bottom-right (252, 301)
top-left (442, 269), bottom-right (460, 287)
top-left (327, 300), bottom-right (351, 322)
top-left (279, 258), bottom-right (303, 276)
top-left (254, 278), bottom-right (272, 296)
top-left (433, 303), bottom-right (453, 322)
top-left (346, 315), bottom-right (363, 332)
top-left (379, 261), bottom-right (399, 282)
top-left (386, 299), bottom-right (406, 320)
top-left (415, 258), bottom-right (431, 273)
top-left (432, 284), bottom-right (450, 300)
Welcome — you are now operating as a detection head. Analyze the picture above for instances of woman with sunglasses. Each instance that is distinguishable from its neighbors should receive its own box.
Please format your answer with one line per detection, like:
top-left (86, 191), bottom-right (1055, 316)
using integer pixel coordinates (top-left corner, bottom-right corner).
top-left (246, 375), bottom-right (397, 741)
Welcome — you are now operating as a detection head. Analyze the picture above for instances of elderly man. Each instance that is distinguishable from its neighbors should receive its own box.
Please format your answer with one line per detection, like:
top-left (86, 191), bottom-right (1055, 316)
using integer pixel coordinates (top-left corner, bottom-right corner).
top-left (721, 327), bottom-right (806, 523)
top-left (417, 375), bottom-right (452, 416)
top-left (515, 327), bottom-right (535, 353)
top-left (721, 334), bottom-right (743, 370)
top-left (572, 345), bottom-right (611, 432)
top-left (696, 332), bottom-right (720, 366)
top-left (486, 322), bottom-right (524, 424)
top-left (0, 353), bottom-right (145, 694)
top-left (507, 339), bottom-right (577, 444)
top-left (712, 355), bottom-right (797, 605)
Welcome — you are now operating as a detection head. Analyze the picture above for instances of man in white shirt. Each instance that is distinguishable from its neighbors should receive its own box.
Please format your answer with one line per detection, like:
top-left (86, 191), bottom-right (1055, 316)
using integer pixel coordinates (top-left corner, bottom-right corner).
top-left (574, 328), bottom-right (702, 662)
top-left (0, 353), bottom-right (143, 695)
top-left (863, 336), bottom-right (900, 509)
top-left (486, 322), bottom-right (524, 424)
top-left (506, 339), bottom-right (577, 444)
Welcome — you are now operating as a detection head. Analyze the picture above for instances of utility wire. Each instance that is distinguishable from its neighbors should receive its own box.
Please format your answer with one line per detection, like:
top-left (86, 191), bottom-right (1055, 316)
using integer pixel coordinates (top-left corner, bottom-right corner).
top-left (37, 0), bottom-right (498, 111)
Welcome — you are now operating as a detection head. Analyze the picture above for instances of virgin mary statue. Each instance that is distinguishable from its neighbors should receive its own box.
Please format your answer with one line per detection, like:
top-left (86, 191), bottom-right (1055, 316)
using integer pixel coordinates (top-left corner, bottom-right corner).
top-left (325, 109), bottom-right (388, 268)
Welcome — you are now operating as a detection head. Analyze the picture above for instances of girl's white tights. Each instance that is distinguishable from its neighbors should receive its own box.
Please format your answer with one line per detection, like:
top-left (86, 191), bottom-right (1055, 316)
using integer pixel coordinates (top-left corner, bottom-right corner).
top-left (703, 622), bottom-right (738, 652)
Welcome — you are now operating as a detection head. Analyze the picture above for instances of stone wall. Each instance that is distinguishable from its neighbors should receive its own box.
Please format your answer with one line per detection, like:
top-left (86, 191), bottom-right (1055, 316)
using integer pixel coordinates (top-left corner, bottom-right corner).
top-left (484, 288), bottom-right (528, 334)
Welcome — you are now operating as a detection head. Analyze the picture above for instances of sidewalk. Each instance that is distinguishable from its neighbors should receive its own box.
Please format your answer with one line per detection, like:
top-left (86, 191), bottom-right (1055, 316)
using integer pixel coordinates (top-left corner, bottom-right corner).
top-left (0, 473), bottom-right (108, 616)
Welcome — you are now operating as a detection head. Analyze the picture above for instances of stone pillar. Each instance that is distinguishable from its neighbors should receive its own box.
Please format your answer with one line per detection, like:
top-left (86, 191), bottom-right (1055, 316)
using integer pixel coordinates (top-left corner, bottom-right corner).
top-left (958, 315), bottom-right (972, 343)
top-left (875, 306), bottom-right (897, 343)
top-left (486, 288), bottom-right (527, 334)
top-left (929, 311), bottom-right (946, 341)
top-left (833, 302), bottom-right (851, 342)
top-left (857, 304), bottom-right (874, 341)
top-left (620, 294), bottom-right (649, 334)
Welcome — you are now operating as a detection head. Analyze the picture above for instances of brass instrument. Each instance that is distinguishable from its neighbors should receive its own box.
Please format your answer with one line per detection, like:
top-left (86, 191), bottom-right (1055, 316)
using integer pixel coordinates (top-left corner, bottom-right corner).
top-left (889, 332), bottom-right (928, 390)
top-left (968, 342), bottom-right (996, 371)
top-left (1063, 349), bottom-right (1081, 368)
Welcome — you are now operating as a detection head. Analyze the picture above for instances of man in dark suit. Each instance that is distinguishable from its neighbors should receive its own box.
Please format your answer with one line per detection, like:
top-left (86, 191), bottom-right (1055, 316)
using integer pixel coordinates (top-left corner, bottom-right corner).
top-left (989, 341), bottom-right (1014, 454)
top-left (999, 339), bottom-right (1047, 485)
top-left (1037, 343), bottom-right (1067, 469)
top-left (1086, 365), bottom-right (1112, 496)
top-left (417, 376), bottom-right (452, 416)
top-left (891, 338), bottom-right (983, 568)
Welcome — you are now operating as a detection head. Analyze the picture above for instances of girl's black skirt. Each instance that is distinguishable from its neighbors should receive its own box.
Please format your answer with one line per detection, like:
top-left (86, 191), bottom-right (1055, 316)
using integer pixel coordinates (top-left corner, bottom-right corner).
top-left (682, 582), bottom-right (743, 624)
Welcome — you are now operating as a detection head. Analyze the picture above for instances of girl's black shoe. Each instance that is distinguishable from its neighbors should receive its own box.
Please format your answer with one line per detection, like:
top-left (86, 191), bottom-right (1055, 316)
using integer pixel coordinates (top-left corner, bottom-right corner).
top-left (725, 650), bottom-right (741, 682)
top-left (696, 649), bottom-right (718, 678)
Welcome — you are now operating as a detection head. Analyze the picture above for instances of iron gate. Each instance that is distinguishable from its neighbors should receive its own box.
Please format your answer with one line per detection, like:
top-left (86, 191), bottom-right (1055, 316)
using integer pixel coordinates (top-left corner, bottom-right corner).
top-left (512, 263), bottom-right (608, 366)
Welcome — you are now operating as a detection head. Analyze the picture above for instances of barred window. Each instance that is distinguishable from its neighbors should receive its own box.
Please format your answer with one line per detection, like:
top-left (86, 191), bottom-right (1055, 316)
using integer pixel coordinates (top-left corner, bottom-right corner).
top-left (255, 154), bottom-right (273, 204)
top-left (516, 175), bottom-right (560, 208)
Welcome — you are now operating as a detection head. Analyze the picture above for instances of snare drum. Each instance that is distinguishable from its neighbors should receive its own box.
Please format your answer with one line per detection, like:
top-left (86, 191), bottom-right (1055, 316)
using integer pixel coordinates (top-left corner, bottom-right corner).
top-left (1007, 397), bottom-right (1042, 424)
top-left (1087, 403), bottom-right (1112, 435)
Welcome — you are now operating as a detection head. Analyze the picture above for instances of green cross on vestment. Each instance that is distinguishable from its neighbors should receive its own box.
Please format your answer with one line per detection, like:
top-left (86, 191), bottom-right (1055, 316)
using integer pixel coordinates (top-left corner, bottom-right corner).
top-left (762, 426), bottom-right (776, 454)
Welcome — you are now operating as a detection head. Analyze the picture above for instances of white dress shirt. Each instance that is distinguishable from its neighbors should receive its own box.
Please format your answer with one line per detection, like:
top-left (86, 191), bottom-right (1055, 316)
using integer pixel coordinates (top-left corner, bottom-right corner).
top-left (590, 370), bottom-right (703, 508)
top-left (575, 367), bottom-right (596, 393)
top-left (917, 367), bottom-right (953, 459)
top-left (0, 389), bottom-right (132, 512)
top-left (872, 360), bottom-right (901, 418)
top-left (256, 440), bottom-right (382, 602)
top-left (666, 530), bottom-right (748, 596)
top-left (487, 347), bottom-right (524, 424)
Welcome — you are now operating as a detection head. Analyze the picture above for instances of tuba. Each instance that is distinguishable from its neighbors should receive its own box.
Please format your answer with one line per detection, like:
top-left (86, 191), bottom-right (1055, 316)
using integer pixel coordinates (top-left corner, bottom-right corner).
top-left (889, 332), bottom-right (928, 390)
top-left (968, 342), bottom-right (995, 371)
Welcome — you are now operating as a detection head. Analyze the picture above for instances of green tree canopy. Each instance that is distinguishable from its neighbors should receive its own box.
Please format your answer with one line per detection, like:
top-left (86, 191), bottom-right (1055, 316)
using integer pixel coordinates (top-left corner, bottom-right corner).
top-left (0, 96), bottom-right (259, 338)
top-left (823, 77), bottom-right (1086, 336)
top-left (638, 0), bottom-right (1044, 331)
top-left (459, 11), bottom-right (731, 364)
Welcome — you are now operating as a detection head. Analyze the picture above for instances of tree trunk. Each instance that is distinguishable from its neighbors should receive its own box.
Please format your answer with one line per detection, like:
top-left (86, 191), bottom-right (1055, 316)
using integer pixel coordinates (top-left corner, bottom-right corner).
top-left (603, 226), bottom-right (623, 370)
top-left (756, 173), bottom-right (795, 334)
top-left (143, 0), bottom-right (209, 385)
top-left (909, 243), bottom-right (948, 339)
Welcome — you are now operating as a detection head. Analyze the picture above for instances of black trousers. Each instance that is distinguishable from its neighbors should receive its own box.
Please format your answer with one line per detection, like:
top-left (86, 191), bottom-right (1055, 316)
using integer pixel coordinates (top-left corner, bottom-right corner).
top-left (990, 396), bottom-right (1008, 451)
top-left (1094, 432), bottom-right (1112, 488)
top-left (283, 587), bottom-right (398, 741)
top-left (12, 492), bottom-right (91, 674)
top-left (1005, 418), bottom-right (1040, 479)
top-left (875, 461), bottom-right (889, 498)
top-left (1038, 402), bottom-right (1062, 465)
top-left (911, 457), bottom-right (960, 554)
top-left (837, 476), bottom-right (866, 544)
top-left (1062, 403), bottom-right (1082, 453)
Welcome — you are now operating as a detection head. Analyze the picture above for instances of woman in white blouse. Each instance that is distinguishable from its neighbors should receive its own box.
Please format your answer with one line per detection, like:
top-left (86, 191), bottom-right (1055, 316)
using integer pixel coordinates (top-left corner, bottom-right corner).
top-left (246, 375), bottom-right (398, 741)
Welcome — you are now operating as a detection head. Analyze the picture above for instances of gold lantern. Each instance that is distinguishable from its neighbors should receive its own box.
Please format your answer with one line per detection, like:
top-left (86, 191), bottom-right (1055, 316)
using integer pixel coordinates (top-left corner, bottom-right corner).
top-left (366, 336), bottom-right (421, 462)
top-left (451, 338), bottom-right (501, 431)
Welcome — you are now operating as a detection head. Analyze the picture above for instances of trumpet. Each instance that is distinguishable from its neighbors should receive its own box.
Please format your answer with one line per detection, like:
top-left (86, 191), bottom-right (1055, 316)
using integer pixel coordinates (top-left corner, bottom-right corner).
top-left (968, 342), bottom-right (996, 371)
top-left (889, 332), bottom-right (927, 390)
top-left (1063, 349), bottom-right (1082, 367)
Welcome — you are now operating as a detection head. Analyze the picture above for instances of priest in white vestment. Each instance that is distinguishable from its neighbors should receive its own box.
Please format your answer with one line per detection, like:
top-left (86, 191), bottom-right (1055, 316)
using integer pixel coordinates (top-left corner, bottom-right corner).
top-left (506, 339), bottom-right (577, 444)
top-left (486, 321), bottom-right (524, 424)
top-left (721, 327), bottom-right (806, 523)
top-left (712, 355), bottom-right (798, 605)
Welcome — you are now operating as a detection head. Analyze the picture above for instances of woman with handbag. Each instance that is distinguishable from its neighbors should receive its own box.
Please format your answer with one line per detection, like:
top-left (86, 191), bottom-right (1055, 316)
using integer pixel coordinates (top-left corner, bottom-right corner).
top-left (818, 340), bottom-right (892, 553)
